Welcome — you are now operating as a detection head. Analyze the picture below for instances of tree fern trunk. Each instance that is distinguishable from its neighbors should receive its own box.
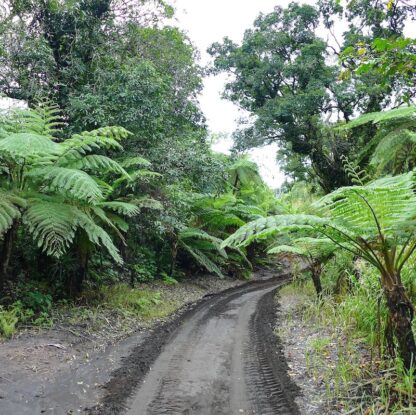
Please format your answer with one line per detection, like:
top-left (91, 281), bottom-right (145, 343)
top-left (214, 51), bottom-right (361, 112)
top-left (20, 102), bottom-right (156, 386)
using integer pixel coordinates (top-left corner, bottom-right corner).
top-left (0, 223), bottom-right (17, 293)
top-left (69, 251), bottom-right (89, 298)
top-left (68, 233), bottom-right (90, 297)
top-left (385, 283), bottom-right (416, 370)
top-left (311, 262), bottom-right (323, 298)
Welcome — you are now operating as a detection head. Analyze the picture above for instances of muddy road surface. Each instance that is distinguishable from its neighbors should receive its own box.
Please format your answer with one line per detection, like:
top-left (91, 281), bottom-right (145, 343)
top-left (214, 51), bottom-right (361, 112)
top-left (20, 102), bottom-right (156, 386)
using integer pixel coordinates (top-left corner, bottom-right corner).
top-left (92, 272), bottom-right (300, 415)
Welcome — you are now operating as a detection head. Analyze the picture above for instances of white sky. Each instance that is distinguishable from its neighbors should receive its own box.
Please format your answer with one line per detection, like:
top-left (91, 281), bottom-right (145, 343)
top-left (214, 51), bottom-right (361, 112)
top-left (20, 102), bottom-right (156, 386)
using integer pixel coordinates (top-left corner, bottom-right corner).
top-left (173, 0), bottom-right (321, 188)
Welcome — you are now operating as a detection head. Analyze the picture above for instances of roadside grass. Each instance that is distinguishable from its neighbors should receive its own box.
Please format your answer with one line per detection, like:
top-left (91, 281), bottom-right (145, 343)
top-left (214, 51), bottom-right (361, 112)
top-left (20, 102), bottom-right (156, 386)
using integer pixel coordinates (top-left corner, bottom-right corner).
top-left (0, 274), bottom-right (243, 341)
top-left (278, 266), bottom-right (416, 415)
top-left (50, 283), bottom-right (190, 335)
top-left (0, 282), bottom-right (192, 340)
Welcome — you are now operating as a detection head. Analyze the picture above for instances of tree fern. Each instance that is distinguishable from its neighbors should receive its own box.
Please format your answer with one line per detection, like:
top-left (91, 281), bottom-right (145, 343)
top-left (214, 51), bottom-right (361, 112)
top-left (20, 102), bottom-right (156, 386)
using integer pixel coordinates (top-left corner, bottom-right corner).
top-left (0, 106), bottom-right (138, 270)
top-left (223, 173), bottom-right (416, 367)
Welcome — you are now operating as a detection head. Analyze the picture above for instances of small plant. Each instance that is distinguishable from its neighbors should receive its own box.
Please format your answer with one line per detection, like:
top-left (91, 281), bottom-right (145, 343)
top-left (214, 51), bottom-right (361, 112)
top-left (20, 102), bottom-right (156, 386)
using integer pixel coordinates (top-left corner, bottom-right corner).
top-left (0, 305), bottom-right (19, 338)
top-left (161, 273), bottom-right (178, 286)
top-left (21, 290), bottom-right (52, 314)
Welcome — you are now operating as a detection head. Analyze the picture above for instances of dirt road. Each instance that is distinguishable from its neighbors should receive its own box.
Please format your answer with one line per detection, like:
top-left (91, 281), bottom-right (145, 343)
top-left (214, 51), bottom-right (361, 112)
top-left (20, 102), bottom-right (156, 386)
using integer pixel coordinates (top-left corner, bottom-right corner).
top-left (98, 273), bottom-right (300, 415)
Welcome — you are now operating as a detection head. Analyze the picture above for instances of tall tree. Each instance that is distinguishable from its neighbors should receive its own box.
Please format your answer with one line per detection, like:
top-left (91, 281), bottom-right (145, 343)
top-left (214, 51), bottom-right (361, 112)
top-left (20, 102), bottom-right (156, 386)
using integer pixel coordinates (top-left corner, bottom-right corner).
top-left (209, 1), bottom-right (414, 192)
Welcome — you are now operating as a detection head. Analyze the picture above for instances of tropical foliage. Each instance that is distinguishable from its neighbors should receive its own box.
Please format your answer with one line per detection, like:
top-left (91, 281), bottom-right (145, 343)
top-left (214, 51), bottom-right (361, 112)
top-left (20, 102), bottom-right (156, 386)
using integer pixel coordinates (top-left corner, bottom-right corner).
top-left (0, 1), bottom-right (415, 407)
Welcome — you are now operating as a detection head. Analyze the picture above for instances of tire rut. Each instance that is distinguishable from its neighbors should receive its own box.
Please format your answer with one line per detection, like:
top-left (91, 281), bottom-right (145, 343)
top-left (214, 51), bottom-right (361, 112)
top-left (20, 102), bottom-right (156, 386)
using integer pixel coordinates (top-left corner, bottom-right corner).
top-left (87, 272), bottom-right (299, 415)
top-left (244, 289), bottom-right (300, 415)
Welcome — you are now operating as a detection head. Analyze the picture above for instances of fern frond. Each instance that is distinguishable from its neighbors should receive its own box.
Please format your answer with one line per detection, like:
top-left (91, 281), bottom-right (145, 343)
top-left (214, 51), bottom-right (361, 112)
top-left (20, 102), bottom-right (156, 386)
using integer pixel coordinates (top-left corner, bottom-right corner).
top-left (61, 126), bottom-right (130, 158)
top-left (75, 211), bottom-right (122, 263)
top-left (97, 201), bottom-right (140, 217)
top-left (64, 155), bottom-right (129, 176)
top-left (0, 103), bottom-right (64, 138)
top-left (267, 244), bottom-right (305, 256)
top-left (222, 215), bottom-right (327, 248)
top-left (119, 156), bottom-right (151, 168)
top-left (341, 155), bottom-right (370, 185)
top-left (112, 170), bottom-right (162, 189)
top-left (28, 167), bottom-right (103, 202)
top-left (0, 133), bottom-right (61, 159)
top-left (343, 106), bottom-right (416, 129)
top-left (179, 241), bottom-right (225, 278)
top-left (131, 197), bottom-right (163, 210)
top-left (0, 191), bottom-right (26, 234)
top-left (23, 201), bottom-right (77, 257)
top-left (316, 172), bottom-right (416, 239)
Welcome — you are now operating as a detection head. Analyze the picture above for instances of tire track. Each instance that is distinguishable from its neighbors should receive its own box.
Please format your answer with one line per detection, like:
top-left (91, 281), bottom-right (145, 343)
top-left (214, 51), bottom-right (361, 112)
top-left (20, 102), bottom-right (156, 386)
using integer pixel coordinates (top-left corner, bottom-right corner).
top-left (87, 272), bottom-right (299, 415)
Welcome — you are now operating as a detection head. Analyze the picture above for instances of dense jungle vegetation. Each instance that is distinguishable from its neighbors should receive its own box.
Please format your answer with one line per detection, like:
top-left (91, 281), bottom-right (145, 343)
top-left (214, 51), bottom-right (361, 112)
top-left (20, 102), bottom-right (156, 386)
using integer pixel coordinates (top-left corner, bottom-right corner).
top-left (0, 0), bottom-right (415, 411)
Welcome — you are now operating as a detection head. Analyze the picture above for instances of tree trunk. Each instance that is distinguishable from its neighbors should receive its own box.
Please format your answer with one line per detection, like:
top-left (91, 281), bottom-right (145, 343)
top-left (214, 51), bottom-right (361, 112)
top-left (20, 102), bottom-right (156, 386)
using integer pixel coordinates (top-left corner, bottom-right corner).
top-left (69, 250), bottom-right (89, 298)
top-left (311, 262), bottom-right (323, 298)
top-left (385, 284), bottom-right (416, 370)
top-left (68, 234), bottom-right (90, 298)
top-left (0, 223), bottom-right (17, 294)
top-left (170, 241), bottom-right (178, 277)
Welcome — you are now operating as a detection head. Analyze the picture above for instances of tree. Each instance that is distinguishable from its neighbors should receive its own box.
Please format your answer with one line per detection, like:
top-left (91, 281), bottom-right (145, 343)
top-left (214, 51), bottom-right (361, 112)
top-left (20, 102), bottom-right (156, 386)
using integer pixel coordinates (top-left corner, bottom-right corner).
top-left (0, 105), bottom-right (141, 295)
top-left (268, 237), bottom-right (337, 297)
top-left (223, 173), bottom-right (416, 369)
top-left (209, 1), bottom-right (414, 192)
top-left (208, 3), bottom-right (358, 191)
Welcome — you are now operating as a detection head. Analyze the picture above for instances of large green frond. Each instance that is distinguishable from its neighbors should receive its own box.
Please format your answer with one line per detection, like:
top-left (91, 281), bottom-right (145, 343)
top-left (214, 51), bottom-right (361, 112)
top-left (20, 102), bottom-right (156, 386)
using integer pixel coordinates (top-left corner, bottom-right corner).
top-left (267, 244), bottom-right (305, 256)
top-left (75, 211), bottom-right (123, 263)
top-left (222, 214), bottom-right (327, 248)
top-left (97, 201), bottom-right (141, 217)
top-left (65, 155), bottom-right (129, 176)
top-left (28, 167), bottom-right (103, 202)
top-left (342, 106), bottom-right (416, 129)
top-left (316, 172), bottom-right (416, 239)
top-left (179, 241), bottom-right (225, 278)
top-left (0, 191), bottom-right (26, 234)
top-left (119, 156), bottom-right (151, 168)
top-left (0, 133), bottom-right (61, 159)
top-left (23, 201), bottom-right (77, 257)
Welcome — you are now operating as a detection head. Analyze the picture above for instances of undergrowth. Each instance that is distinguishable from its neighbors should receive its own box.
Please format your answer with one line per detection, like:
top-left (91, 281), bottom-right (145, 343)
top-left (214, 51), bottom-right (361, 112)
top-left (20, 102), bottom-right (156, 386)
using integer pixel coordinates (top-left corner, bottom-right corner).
top-left (278, 254), bottom-right (416, 414)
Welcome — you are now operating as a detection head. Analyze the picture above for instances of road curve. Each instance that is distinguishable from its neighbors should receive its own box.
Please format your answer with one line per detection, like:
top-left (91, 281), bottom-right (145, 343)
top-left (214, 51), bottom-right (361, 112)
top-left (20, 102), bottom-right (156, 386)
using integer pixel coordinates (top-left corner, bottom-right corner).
top-left (125, 276), bottom-right (300, 415)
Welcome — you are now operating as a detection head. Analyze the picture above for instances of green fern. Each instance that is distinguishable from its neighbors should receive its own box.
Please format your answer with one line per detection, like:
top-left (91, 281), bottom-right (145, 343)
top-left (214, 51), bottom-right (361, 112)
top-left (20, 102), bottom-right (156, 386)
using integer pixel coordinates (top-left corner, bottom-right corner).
top-left (0, 101), bottom-right (64, 138)
top-left (28, 167), bottom-right (103, 202)
top-left (23, 201), bottom-right (78, 257)
top-left (0, 106), bottom-right (138, 265)
top-left (97, 201), bottom-right (141, 217)
top-left (341, 155), bottom-right (370, 185)
top-left (65, 154), bottom-right (129, 176)
top-left (343, 106), bottom-right (416, 175)
top-left (0, 191), bottom-right (26, 234)
top-left (0, 133), bottom-right (61, 159)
